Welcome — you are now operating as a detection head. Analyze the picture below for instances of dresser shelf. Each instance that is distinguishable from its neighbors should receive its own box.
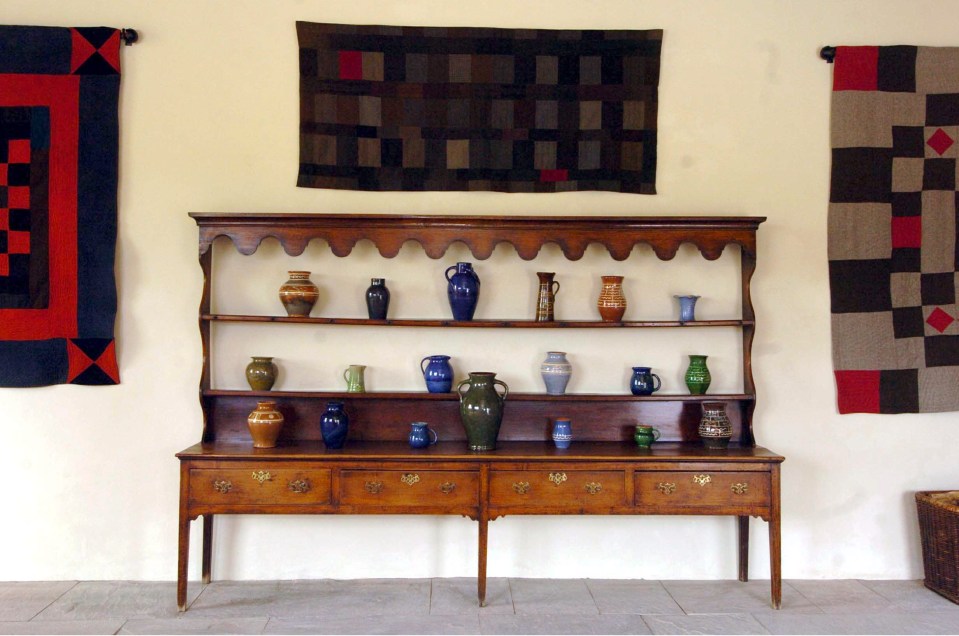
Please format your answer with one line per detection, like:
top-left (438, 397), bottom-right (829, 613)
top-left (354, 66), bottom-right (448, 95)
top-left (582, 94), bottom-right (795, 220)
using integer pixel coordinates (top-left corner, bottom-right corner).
top-left (202, 314), bottom-right (752, 328)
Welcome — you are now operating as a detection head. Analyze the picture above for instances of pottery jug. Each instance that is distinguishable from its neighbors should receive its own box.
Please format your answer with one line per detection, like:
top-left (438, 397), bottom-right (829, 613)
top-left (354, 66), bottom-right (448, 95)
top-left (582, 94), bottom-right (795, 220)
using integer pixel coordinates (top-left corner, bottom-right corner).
top-left (245, 356), bottom-right (278, 391)
top-left (421, 355), bottom-right (454, 393)
top-left (456, 372), bottom-right (509, 451)
top-left (675, 295), bottom-right (700, 324)
top-left (551, 417), bottom-right (572, 449)
top-left (540, 351), bottom-right (572, 395)
top-left (684, 354), bottom-right (711, 394)
top-left (535, 272), bottom-right (561, 322)
top-left (343, 364), bottom-right (366, 392)
top-left (629, 366), bottom-right (661, 396)
top-left (633, 424), bottom-right (660, 449)
top-left (278, 270), bottom-right (319, 317)
top-left (446, 262), bottom-right (481, 321)
top-left (408, 422), bottom-right (439, 449)
top-left (320, 401), bottom-right (349, 449)
top-left (597, 275), bottom-right (627, 322)
top-left (247, 401), bottom-right (284, 448)
top-left (699, 402), bottom-right (732, 449)
top-left (366, 278), bottom-right (390, 320)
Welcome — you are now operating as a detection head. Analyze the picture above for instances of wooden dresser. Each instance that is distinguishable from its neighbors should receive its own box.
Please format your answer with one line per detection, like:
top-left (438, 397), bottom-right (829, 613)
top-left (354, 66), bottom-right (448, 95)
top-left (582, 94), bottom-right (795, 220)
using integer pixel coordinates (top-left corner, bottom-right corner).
top-left (176, 214), bottom-right (783, 611)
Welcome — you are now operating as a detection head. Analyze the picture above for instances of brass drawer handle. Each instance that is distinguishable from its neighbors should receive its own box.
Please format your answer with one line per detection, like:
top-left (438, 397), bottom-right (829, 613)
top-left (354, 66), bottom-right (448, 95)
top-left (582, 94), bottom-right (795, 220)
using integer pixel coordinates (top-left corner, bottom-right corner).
top-left (252, 471), bottom-right (272, 484)
top-left (213, 480), bottom-right (232, 494)
top-left (657, 482), bottom-right (676, 495)
top-left (692, 474), bottom-right (711, 486)
top-left (513, 481), bottom-right (531, 494)
top-left (400, 473), bottom-right (420, 486)
top-left (731, 482), bottom-right (749, 495)
top-left (548, 472), bottom-right (568, 486)
top-left (584, 482), bottom-right (602, 495)
top-left (288, 479), bottom-right (311, 494)
top-left (439, 482), bottom-right (456, 494)
top-left (365, 480), bottom-right (384, 494)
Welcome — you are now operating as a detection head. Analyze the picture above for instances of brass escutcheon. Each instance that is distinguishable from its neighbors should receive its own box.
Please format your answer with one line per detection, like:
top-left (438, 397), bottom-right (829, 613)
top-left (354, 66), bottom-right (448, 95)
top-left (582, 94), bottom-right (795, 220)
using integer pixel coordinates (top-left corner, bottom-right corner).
top-left (364, 480), bottom-right (384, 494)
top-left (548, 472), bottom-right (568, 486)
top-left (692, 474), bottom-right (712, 486)
top-left (400, 473), bottom-right (420, 486)
top-left (513, 481), bottom-right (531, 494)
top-left (657, 482), bottom-right (676, 495)
top-left (584, 482), bottom-right (603, 495)
top-left (731, 482), bottom-right (749, 495)
top-left (251, 470), bottom-right (272, 484)
top-left (213, 480), bottom-right (232, 494)
top-left (439, 482), bottom-right (456, 494)
top-left (288, 479), bottom-right (311, 493)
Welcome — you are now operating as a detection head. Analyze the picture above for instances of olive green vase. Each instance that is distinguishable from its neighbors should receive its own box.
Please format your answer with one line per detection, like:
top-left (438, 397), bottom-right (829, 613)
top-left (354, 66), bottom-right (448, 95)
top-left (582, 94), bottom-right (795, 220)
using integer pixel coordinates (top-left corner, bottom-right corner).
top-left (456, 372), bottom-right (509, 451)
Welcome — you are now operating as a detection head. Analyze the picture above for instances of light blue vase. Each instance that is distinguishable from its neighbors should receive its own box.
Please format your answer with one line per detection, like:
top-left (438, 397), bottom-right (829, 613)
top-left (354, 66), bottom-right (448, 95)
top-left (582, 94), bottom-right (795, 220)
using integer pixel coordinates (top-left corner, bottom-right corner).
top-left (675, 295), bottom-right (700, 323)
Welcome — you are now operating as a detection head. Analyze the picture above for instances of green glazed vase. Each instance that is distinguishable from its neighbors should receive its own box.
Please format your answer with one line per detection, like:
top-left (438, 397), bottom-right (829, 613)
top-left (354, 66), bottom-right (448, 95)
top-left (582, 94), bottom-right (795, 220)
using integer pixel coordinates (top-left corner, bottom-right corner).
top-left (684, 354), bottom-right (711, 395)
top-left (457, 372), bottom-right (509, 451)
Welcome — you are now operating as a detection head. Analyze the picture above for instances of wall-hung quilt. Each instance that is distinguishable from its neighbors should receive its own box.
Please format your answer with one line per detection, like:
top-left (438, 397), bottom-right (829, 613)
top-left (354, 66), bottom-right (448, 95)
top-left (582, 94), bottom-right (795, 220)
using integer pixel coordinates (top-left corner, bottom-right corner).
top-left (829, 46), bottom-right (959, 413)
top-left (296, 22), bottom-right (662, 193)
top-left (0, 26), bottom-right (121, 386)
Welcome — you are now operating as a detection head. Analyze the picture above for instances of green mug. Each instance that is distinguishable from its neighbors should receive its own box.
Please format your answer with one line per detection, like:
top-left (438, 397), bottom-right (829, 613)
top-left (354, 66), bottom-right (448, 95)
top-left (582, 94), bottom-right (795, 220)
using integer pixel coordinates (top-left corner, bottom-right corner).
top-left (634, 424), bottom-right (660, 448)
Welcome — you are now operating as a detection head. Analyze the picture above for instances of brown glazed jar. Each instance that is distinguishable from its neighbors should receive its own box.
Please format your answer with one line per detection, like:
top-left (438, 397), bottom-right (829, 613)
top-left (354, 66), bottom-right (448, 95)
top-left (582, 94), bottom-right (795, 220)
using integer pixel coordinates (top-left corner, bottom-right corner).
top-left (278, 271), bottom-right (319, 317)
top-left (597, 275), bottom-right (627, 322)
top-left (247, 401), bottom-right (284, 448)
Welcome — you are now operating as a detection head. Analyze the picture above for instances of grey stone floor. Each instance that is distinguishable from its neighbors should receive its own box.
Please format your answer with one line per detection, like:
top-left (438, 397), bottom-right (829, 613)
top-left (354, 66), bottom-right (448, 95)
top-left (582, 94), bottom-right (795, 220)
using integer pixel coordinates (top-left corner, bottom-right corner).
top-left (1, 578), bottom-right (958, 634)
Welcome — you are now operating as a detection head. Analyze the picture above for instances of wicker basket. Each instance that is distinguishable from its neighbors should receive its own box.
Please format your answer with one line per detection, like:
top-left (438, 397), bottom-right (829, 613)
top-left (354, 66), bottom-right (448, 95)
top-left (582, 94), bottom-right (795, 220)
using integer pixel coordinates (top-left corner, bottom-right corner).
top-left (916, 490), bottom-right (959, 603)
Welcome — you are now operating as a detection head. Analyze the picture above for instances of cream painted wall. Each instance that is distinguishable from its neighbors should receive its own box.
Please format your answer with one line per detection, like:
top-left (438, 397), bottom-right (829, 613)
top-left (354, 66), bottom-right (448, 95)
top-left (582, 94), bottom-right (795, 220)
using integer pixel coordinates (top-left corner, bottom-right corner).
top-left (1, 0), bottom-right (957, 583)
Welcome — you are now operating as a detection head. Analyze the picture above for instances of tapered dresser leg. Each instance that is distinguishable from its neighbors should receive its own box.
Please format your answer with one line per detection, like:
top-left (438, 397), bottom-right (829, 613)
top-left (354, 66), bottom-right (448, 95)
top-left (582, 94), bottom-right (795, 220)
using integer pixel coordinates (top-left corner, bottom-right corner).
top-left (478, 515), bottom-right (488, 607)
top-left (769, 464), bottom-right (782, 609)
top-left (177, 462), bottom-right (191, 612)
top-left (737, 515), bottom-right (749, 582)
top-left (201, 514), bottom-right (213, 584)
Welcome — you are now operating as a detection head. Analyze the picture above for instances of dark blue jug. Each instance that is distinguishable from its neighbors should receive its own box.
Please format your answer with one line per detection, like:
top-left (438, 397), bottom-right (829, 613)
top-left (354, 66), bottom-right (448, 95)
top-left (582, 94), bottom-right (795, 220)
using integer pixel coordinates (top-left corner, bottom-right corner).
top-left (445, 262), bottom-right (480, 321)
top-left (320, 401), bottom-right (349, 449)
top-left (421, 354), bottom-right (453, 393)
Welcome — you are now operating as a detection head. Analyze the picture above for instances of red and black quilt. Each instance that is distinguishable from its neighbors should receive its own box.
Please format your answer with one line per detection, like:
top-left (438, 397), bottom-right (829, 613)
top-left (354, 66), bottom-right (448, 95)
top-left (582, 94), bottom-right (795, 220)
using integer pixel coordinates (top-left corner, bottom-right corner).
top-left (829, 46), bottom-right (959, 413)
top-left (296, 22), bottom-right (661, 193)
top-left (0, 25), bottom-right (120, 386)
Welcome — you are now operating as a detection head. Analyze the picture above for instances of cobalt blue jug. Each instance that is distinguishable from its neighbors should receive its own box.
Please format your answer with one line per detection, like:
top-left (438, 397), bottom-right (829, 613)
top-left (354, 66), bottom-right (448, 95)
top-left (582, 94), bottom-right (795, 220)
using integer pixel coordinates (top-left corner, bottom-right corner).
top-left (445, 262), bottom-right (480, 321)
top-left (421, 354), bottom-right (454, 393)
top-left (320, 401), bottom-right (349, 449)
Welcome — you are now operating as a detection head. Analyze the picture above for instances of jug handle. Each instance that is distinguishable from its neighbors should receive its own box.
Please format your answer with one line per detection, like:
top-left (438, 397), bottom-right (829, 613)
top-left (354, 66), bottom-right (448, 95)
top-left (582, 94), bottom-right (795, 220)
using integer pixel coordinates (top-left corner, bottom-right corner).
top-left (455, 378), bottom-right (470, 398)
top-left (551, 281), bottom-right (561, 295)
top-left (652, 373), bottom-right (662, 392)
top-left (652, 428), bottom-right (661, 441)
top-left (493, 379), bottom-right (510, 400)
top-left (343, 368), bottom-right (349, 382)
top-left (445, 265), bottom-right (456, 282)
top-left (429, 429), bottom-right (439, 445)
top-left (420, 356), bottom-right (430, 376)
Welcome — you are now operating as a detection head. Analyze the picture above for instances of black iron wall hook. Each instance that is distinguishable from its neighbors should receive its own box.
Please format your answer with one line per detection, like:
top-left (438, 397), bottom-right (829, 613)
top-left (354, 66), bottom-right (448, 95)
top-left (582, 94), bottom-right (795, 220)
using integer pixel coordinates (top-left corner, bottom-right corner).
top-left (120, 28), bottom-right (139, 45)
top-left (820, 46), bottom-right (836, 63)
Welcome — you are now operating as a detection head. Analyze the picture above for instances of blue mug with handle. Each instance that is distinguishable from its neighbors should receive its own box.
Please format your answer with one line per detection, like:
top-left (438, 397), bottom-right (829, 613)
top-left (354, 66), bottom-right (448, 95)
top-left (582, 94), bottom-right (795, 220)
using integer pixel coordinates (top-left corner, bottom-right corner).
top-left (630, 366), bottom-right (662, 396)
top-left (409, 422), bottom-right (439, 449)
top-left (421, 354), bottom-right (453, 393)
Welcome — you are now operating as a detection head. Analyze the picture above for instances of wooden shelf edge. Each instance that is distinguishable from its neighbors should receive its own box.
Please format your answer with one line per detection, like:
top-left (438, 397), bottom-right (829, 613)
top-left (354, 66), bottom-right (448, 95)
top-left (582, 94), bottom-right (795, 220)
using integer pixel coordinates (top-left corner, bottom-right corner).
top-left (203, 389), bottom-right (755, 402)
top-left (202, 314), bottom-right (752, 328)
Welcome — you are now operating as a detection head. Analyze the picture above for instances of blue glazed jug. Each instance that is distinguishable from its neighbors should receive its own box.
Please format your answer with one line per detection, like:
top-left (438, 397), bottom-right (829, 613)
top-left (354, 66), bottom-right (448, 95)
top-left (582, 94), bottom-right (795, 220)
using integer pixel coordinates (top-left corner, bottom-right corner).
top-left (445, 262), bottom-right (480, 321)
top-left (421, 354), bottom-right (454, 393)
top-left (408, 422), bottom-right (439, 449)
top-left (630, 366), bottom-right (662, 396)
top-left (320, 401), bottom-right (349, 449)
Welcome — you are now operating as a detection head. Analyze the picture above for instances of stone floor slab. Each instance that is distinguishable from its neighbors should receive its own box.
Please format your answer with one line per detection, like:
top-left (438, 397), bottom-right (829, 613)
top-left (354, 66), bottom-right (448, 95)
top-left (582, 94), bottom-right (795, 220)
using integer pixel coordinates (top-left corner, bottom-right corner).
top-left (429, 578), bottom-right (513, 615)
top-left (507, 578), bottom-right (598, 615)
top-left (265, 614), bottom-right (481, 634)
top-left (119, 616), bottom-right (268, 634)
top-left (661, 579), bottom-right (821, 614)
top-left (787, 579), bottom-right (893, 614)
top-left (34, 582), bottom-right (198, 621)
top-left (0, 620), bottom-right (123, 635)
top-left (643, 612), bottom-right (770, 635)
top-left (0, 581), bottom-right (76, 622)
top-left (480, 613), bottom-right (650, 635)
top-left (585, 579), bottom-right (684, 615)
top-left (860, 579), bottom-right (959, 612)
top-left (755, 610), bottom-right (959, 635)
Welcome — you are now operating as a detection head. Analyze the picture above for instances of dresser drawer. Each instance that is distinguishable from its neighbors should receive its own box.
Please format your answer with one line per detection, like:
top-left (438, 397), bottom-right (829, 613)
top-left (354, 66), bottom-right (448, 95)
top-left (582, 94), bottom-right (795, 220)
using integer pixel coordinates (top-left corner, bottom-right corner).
top-left (634, 471), bottom-right (769, 508)
top-left (189, 468), bottom-right (332, 505)
top-left (489, 470), bottom-right (626, 508)
top-left (339, 470), bottom-right (479, 507)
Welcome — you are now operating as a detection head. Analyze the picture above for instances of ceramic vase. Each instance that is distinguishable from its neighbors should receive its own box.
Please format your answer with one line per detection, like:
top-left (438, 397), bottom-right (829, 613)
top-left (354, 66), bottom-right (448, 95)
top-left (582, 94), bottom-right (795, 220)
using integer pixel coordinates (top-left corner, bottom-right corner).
top-left (320, 401), bottom-right (349, 449)
top-left (540, 351), bottom-right (572, 395)
top-left (456, 372), bottom-right (509, 451)
top-left (247, 401), bottom-right (284, 448)
top-left (446, 262), bottom-right (481, 321)
top-left (278, 270), bottom-right (319, 317)
top-left (551, 418), bottom-right (572, 449)
top-left (535, 272), bottom-right (561, 321)
top-left (365, 278), bottom-right (390, 320)
top-left (343, 364), bottom-right (366, 393)
top-left (629, 366), bottom-right (661, 396)
top-left (684, 354), bottom-right (711, 395)
top-left (699, 401), bottom-right (732, 448)
top-left (675, 295), bottom-right (700, 324)
top-left (245, 356), bottom-right (278, 391)
top-left (408, 422), bottom-right (439, 449)
top-left (633, 424), bottom-right (660, 448)
top-left (421, 355), bottom-right (454, 393)
top-left (597, 275), bottom-right (627, 322)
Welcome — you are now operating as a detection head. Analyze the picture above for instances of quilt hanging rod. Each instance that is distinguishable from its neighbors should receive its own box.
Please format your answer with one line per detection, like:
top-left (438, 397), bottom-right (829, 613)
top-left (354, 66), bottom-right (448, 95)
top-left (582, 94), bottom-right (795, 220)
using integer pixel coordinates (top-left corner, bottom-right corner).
top-left (120, 28), bottom-right (138, 45)
top-left (820, 46), bottom-right (835, 63)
